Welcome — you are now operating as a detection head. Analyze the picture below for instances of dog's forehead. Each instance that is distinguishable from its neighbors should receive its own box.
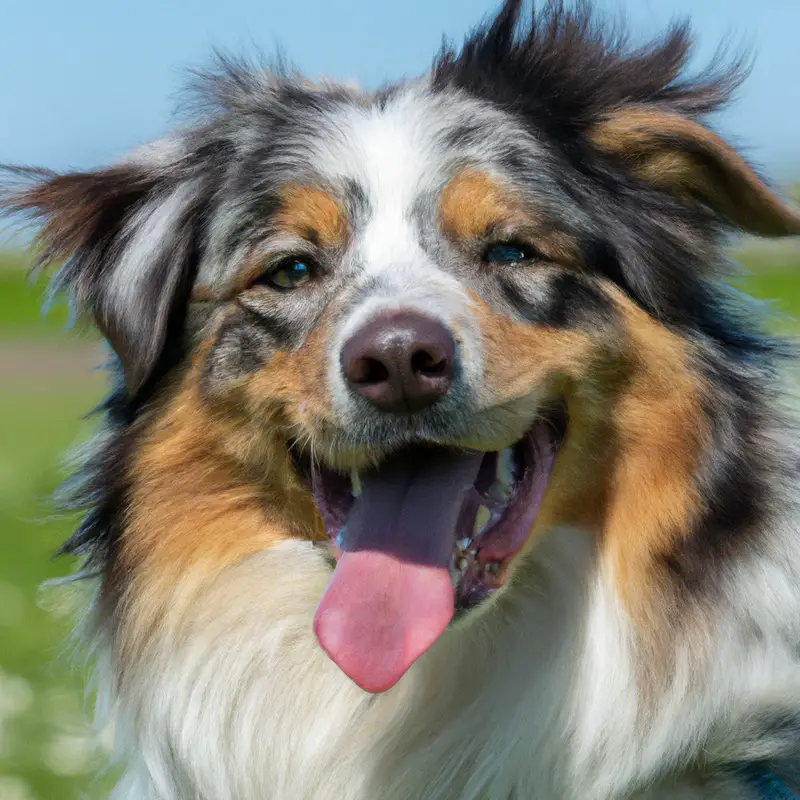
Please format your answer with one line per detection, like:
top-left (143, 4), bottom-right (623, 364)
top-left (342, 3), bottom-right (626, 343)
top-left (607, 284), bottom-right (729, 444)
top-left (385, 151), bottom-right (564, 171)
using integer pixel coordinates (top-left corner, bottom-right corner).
top-left (284, 84), bottom-right (542, 215)
top-left (197, 84), bottom-right (552, 291)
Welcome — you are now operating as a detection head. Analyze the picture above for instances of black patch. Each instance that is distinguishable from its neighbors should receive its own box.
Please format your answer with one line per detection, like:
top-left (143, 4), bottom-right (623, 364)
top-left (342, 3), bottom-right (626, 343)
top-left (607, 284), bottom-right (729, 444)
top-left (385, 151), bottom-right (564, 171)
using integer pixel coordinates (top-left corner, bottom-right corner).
top-left (432, 0), bottom-right (743, 144)
top-left (501, 269), bottom-right (614, 330)
top-left (200, 301), bottom-right (303, 393)
top-left (583, 237), bottom-right (636, 302)
top-left (443, 123), bottom-right (487, 152)
top-left (658, 350), bottom-right (783, 595)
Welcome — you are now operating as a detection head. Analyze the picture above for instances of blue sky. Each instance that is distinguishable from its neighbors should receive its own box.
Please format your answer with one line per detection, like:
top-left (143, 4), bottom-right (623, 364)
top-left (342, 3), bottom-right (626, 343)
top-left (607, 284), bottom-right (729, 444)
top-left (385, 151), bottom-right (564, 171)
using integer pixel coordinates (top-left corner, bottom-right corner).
top-left (1, 0), bottom-right (798, 182)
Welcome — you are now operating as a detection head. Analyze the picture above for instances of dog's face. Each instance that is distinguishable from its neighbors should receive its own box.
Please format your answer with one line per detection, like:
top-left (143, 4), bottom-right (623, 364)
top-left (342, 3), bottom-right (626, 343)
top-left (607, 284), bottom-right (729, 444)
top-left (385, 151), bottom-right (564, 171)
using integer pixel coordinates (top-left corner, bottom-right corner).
top-left (197, 90), bottom-right (582, 460)
top-left (7, 1), bottom-right (800, 694)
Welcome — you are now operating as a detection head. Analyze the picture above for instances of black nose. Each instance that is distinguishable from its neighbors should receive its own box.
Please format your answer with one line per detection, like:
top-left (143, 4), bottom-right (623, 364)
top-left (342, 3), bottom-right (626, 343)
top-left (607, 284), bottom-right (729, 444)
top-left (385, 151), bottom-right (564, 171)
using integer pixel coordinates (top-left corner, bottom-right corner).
top-left (341, 310), bottom-right (455, 412)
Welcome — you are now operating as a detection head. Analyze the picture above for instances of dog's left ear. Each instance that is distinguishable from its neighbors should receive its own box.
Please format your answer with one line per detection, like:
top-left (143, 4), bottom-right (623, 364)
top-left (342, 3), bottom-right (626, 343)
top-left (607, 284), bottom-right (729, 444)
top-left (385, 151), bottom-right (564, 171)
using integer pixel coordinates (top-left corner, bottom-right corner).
top-left (2, 158), bottom-right (207, 393)
top-left (589, 107), bottom-right (800, 237)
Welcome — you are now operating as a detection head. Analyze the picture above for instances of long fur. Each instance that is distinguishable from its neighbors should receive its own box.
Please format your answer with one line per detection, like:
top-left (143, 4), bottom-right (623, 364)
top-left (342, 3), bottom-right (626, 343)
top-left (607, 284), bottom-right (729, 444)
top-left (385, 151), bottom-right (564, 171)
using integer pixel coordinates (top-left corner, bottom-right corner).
top-left (4, 2), bottom-right (800, 798)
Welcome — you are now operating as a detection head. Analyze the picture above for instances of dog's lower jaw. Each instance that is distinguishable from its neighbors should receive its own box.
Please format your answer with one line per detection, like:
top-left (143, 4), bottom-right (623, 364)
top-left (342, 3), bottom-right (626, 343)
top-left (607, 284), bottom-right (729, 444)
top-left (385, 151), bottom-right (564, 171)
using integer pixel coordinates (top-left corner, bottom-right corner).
top-left (92, 518), bottom-right (800, 800)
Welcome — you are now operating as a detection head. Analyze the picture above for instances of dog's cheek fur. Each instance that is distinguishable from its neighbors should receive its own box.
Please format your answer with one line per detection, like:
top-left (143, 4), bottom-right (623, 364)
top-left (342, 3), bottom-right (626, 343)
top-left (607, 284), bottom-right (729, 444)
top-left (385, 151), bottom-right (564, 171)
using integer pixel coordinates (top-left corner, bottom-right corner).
top-left (114, 359), bottom-right (327, 665)
top-left (112, 297), bottom-right (346, 652)
top-left (198, 275), bottom-right (342, 440)
top-left (239, 312), bottom-right (337, 437)
top-left (468, 284), bottom-right (709, 631)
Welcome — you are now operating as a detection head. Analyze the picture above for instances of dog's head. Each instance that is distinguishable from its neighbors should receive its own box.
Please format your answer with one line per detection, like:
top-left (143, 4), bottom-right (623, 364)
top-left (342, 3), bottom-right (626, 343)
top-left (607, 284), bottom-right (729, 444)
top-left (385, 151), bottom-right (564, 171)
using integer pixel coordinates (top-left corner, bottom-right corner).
top-left (6, 1), bottom-right (800, 693)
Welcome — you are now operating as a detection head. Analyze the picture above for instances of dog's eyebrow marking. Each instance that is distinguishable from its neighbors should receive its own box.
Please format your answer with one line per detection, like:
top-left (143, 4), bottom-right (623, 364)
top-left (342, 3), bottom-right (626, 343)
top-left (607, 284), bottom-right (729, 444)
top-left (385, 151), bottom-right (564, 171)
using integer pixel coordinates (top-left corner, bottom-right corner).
top-left (190, 183), bottom-right (349, 302)
top-left (274, 184), bottom-right (348, 250)
top-left (439, 169), bottom-right (519, 241)
top-left (438, 168), bottom-right (581, 265)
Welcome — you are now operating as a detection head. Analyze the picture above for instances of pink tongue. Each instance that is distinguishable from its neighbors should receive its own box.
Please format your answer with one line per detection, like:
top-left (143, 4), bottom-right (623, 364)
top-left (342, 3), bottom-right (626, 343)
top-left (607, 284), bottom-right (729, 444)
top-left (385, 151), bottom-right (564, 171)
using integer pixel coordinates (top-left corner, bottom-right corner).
top-left (314, 552), bottom-right (454, 693)
top-left (313, 448), bottom-right (484, 693)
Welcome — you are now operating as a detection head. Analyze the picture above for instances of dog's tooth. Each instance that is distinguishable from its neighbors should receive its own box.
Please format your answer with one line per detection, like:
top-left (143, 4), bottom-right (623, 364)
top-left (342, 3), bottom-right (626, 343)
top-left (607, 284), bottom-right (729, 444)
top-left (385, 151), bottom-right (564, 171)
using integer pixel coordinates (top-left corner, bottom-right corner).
top-left (449, 561), bottom-right (461, 586)
top-left (350, 470), bottom-right (362, 497)
top-left (474, 506), bottom-right (491, 535)
top-left (458, 537), bottom-right (472, 552)
top-left (485, 447), bottom-right (515, 503)
top-left (458, 557), bottom-right (468, 571)
top-left (497, 448), bottom-right (515, 488)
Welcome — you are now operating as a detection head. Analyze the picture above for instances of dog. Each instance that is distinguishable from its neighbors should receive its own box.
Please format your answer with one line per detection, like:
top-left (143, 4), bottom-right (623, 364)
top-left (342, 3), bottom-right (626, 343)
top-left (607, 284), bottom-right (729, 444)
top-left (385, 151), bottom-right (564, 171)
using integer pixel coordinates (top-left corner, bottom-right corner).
top-left (4, 1), bottom-right (800, 797)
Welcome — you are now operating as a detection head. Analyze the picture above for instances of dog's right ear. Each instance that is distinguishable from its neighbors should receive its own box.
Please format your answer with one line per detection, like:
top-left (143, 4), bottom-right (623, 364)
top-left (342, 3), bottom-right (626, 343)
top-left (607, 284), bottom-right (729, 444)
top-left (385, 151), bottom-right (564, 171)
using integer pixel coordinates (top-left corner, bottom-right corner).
top-left (1, 157), bottom-right (207, 394)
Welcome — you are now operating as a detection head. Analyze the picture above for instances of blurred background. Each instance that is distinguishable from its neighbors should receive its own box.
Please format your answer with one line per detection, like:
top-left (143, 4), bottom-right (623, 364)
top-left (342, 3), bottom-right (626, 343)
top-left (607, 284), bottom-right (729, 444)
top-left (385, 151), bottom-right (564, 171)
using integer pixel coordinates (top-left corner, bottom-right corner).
top-left (1, 0), bottom-right (798, 797)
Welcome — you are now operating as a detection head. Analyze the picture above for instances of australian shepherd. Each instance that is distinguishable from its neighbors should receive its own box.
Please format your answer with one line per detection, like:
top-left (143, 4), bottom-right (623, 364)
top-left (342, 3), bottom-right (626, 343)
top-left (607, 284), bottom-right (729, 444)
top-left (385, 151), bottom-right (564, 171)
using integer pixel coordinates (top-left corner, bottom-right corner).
top-left (5, 1), bottom-right (800, 797)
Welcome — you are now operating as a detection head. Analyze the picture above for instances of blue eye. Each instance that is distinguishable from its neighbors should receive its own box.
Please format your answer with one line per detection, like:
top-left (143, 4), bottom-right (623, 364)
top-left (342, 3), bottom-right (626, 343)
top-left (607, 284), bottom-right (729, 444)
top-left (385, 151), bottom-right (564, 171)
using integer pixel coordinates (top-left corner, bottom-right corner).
top-left (484, 243), bottom-right (531, 264)
top-left (263, 258), bottom-right (315, 290)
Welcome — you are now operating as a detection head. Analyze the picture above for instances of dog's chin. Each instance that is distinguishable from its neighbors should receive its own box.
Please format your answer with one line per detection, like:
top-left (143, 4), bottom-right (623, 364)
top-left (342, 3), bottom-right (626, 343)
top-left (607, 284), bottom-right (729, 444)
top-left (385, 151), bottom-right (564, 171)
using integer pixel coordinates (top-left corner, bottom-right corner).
top-left (293, 404), bottom-right (567, 694)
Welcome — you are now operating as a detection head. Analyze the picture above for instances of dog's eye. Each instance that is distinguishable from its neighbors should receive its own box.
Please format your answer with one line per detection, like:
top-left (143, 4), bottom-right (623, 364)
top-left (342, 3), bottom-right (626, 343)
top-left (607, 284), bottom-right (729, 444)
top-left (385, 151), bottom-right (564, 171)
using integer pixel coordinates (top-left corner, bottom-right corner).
top-left (260, 258), bottom-right (315, 290)
top-left (483, 243), bottom-right (533, 264)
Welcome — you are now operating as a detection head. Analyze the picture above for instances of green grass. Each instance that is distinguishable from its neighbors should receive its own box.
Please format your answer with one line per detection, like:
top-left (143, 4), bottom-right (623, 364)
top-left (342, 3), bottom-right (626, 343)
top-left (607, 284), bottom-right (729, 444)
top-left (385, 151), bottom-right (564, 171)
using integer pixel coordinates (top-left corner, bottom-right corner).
top-left (0, 252), bottom-right (110, 798)
top-left (0, 245), bottom-right (797, 799)
top-left (0, 252), bottom-right (73, 339)
top-left (0, 391), bottom-right (116, 800)
top-left (736, 263), bottom-right (800, 315)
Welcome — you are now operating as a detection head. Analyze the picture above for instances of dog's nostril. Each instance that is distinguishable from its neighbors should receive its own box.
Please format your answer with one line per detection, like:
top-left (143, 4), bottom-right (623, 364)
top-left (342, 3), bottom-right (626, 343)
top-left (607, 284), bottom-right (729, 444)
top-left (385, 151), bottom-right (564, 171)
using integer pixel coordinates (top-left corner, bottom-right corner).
top-left (341, 310), bottom-right (456, 413)
top-left (411, 349), bottom-right (447, 377)
top-left (352, 357), bottom-right (390, 385)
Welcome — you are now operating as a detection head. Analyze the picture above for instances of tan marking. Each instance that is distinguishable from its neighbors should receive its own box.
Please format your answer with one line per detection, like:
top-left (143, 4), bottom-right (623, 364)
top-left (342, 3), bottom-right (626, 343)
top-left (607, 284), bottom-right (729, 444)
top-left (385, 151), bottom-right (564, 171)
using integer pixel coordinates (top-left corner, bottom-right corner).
top-left (533, 288), bottom-right (705, 622)
top-left (602, 297), bottom-right (705, 618)
top-left (124, 388), bottom-right (324, 580)
top-left (116, 354), bottom-right (325, 659)
top-left (438, 169), bottom-right (580, 265)
top-left (274, 184), bottom-right (348, 249)
top-left (590, 107), bottom-right (800, 237)
top-left (473, 295), bottom-right (597, 401)
top-left (439, 170), bottom-right (517, 241)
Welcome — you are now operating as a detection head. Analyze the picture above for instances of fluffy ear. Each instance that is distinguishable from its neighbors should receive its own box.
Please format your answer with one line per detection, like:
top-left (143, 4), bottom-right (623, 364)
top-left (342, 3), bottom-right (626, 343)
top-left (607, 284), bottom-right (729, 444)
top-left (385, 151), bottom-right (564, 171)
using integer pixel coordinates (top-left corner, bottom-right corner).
top-left (589, 107), bottom-right (800, 237)
top-left (1, 160), bottom-right (206, 393)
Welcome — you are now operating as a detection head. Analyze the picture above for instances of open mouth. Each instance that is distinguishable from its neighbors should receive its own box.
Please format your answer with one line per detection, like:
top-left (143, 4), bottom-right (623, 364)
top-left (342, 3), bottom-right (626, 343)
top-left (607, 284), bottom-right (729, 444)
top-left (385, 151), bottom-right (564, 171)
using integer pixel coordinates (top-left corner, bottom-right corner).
top-left (308, 410), bottom-right (565, 693)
